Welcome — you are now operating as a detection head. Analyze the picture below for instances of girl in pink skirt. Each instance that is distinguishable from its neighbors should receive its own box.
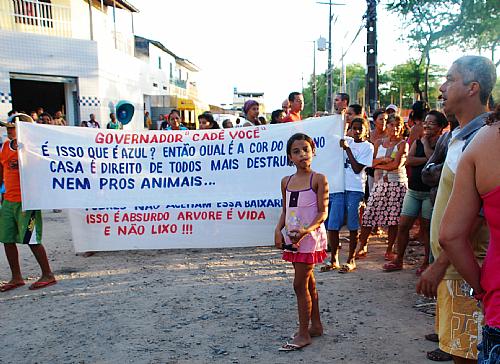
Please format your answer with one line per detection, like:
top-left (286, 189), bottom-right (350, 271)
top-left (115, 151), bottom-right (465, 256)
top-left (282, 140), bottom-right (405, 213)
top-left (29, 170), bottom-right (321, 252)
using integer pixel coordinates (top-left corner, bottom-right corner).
top-left (274, 133), bottom-right (329, 351)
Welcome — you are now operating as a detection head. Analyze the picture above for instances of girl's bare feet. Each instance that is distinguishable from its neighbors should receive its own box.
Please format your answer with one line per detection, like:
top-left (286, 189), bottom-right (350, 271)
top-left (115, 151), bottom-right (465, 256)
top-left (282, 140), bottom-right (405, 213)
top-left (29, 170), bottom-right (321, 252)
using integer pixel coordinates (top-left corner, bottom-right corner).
top-left (289, 333), bottom-right (312, 348)
top-left (308, 324), bottom-right (323, 337)
top-left (292, 325), bottom-right (323, 339)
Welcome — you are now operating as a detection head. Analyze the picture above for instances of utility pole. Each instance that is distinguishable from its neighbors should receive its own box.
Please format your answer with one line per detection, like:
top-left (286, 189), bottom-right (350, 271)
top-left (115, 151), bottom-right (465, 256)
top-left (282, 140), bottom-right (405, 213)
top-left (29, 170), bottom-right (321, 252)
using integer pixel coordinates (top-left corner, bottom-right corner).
top-left (327, 2), bottom-right (333, 113)
top-left (317, 2), bottom-right (345, 113)
top-left (312, 40), bottom-right (317, 115)
top-left (365, 0), bottom-right (378, 115)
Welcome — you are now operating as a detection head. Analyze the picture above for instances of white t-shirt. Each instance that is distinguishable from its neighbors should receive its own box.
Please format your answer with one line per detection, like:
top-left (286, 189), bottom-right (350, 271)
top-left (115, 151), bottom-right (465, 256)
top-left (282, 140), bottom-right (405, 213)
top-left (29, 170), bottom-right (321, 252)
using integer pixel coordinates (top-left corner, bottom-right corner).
top-left (344, 138), bottom-right (374, 192)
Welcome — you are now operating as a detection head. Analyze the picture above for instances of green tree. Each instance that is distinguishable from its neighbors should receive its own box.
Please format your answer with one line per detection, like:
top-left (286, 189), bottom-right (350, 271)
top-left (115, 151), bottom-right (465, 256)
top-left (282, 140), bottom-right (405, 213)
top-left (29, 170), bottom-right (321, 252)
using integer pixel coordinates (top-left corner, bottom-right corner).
top-left (452, 0), bottom-right (500, 66)
top-left (303, 61), bottom-right (445, 115)
top-left (379, 61), bottom-right (445, 109)
top-left (387, 0), bottom-right (500, 101)
top-left (386, 0), bottom-right (456, 102)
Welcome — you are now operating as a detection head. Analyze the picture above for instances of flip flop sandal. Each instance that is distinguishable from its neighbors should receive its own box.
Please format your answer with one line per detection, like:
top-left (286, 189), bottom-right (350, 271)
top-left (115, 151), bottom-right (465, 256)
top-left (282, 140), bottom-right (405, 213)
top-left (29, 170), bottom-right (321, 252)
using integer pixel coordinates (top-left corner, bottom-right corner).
top-left (29, 280), bottom-right (57, 290)
top-left (426, 348), bottom-right (452, 361)
top-left (338, 264), bottom-right (356, 274)
top-left (279, 342), bottom-right (307, 352)
top-left (0, 282), bottom-right (25, 292)
top-left (382, 261), bottom-right (403, 272)
top-left (320, 264), bottom-right (340, 272)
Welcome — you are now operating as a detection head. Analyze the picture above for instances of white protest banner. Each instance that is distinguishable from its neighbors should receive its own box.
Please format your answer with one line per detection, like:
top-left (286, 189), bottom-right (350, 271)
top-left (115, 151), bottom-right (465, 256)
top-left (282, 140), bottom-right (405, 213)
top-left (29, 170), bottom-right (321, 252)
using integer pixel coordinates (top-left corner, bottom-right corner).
top-left (68, 205), bottom-right (281, 252)
top-left (17, 116), bottom-right (345, 211)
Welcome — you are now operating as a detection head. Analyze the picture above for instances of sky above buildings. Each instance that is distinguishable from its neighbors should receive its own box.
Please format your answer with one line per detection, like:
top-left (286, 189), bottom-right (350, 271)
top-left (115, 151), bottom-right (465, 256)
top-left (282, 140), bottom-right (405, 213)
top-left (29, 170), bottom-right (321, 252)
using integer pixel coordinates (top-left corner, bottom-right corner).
top-left (132, 0), bottom-right (473, 110)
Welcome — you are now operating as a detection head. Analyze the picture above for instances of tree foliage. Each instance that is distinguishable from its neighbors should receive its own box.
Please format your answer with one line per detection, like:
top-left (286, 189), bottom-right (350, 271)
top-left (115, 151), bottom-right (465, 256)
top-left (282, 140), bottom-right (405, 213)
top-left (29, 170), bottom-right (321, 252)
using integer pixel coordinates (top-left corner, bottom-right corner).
top-left (379, 61), bottom-right (445, 109)
top-left (386, 0), bottom-right (457, 102)
top-left (453, 0), bottom-right (500, 65)
top-left (301, 61), bottom-right (445, 116)
top-left (386, 0), bottom-right (500, 101)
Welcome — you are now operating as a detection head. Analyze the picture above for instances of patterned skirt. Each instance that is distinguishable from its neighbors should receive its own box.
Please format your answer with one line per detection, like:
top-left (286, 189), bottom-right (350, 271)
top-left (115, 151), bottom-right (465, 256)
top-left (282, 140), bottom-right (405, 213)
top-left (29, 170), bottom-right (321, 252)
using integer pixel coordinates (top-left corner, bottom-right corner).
top-left (362, 180), bottom-right (407, 227)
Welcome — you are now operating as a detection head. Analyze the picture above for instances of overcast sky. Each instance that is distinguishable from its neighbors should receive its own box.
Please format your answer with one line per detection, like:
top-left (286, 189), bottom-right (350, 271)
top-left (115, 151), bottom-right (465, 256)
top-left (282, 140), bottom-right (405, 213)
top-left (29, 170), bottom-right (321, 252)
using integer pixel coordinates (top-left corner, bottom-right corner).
top-left (132, 0), bottom-right (473, 110)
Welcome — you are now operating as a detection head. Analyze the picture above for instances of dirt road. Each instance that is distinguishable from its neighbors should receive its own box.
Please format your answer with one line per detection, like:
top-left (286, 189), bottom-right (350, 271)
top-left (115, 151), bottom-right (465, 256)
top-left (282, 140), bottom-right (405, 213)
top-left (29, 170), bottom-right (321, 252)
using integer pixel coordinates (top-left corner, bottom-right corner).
top-left (0, 211), bottom-right (436, 363)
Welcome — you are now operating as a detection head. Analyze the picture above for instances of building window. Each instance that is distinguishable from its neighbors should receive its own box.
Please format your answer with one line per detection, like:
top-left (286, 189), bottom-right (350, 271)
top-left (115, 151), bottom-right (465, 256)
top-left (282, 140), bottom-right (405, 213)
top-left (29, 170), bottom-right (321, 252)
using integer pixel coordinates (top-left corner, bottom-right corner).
top-left (13, 0), bottom-right (53, 28)
top-left (169, 63), bottom-right (173, 79)
top-left (178, 69), bottom-right (182, 80)
top-left (158, 56), bottom-right (162, 70)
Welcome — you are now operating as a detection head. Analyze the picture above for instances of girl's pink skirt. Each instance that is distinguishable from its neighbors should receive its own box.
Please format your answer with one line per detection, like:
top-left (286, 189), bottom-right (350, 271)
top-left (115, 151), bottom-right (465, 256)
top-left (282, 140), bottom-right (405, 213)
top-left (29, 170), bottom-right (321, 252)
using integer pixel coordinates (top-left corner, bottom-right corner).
top-left (282, 250), bottom-right (327, 264)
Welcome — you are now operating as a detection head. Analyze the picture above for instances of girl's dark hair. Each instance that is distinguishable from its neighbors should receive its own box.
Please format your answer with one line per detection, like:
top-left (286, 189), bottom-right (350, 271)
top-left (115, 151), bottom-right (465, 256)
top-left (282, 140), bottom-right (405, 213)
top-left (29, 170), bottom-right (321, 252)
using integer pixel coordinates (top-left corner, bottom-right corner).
top-left (427, 110), bottom-right (448, 128)
top-left (270, 109), bottom-right (284, 124)
top-left (286, 133), bottom-right (315, 166)
top-left (198, 112), bottom-right (220, 129)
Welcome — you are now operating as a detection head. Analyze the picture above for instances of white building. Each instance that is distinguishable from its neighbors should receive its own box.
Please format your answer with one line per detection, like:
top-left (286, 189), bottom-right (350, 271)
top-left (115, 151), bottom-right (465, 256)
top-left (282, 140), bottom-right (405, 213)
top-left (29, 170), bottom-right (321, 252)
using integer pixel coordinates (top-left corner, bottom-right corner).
top-left (0, 0), bottom-right (205, 129)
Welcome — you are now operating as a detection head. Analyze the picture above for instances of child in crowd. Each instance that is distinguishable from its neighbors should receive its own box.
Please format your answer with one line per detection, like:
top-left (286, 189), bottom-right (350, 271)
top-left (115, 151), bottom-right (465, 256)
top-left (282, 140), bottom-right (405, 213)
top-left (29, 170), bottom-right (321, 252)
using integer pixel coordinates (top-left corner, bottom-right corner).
top-left (198, 112), bottom-right (220, 130)
top-left (0, 114), bottom-right (56, 292)
top-left (322, 118), bottom-right (373, 273)
top-left (274, 133), bottom-right (329, 351)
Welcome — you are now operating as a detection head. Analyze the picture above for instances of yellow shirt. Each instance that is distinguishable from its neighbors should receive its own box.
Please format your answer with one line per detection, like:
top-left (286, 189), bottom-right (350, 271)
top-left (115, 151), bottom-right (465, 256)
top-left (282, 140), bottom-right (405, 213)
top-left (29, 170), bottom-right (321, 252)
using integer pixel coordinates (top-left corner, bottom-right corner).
top-left (430, 162), bottom-right (489, 280)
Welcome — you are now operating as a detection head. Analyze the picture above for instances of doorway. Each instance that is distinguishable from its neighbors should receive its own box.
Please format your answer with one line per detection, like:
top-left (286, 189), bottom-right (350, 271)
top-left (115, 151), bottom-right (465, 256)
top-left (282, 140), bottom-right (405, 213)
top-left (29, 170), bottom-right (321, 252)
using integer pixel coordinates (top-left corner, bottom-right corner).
top-left (10, 79), bottom-right (65, 116)
top-left (9, 73), bottom-right (78, 125)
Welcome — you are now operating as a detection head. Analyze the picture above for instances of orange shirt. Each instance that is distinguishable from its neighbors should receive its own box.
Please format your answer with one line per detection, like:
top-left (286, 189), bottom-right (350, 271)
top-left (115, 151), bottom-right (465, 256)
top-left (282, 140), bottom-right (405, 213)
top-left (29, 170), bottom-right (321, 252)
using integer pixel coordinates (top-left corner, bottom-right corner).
top-left (282, 111), bottom-right (302, 123)
top-left (0, 140), bottom-right (22, 202)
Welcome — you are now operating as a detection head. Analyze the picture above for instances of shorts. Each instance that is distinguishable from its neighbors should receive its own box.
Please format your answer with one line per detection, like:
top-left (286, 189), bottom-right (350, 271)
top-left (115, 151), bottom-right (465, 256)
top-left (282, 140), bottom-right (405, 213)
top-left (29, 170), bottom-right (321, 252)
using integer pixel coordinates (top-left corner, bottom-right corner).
top-left (478, 326), bottom-right (500, 364)
top-left (0, 200), bottom-right (42, 244)
top-left (326, 191), bottom-right (364, 231)
top-left (437, 279), bottom-right (483, 360)
top-left (400, 189), bottom-right (432, 220)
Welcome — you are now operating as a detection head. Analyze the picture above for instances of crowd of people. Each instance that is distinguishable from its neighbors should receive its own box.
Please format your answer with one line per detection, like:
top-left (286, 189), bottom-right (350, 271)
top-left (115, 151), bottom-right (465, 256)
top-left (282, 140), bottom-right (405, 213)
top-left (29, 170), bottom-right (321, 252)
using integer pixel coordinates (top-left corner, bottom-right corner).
top-left (273, 55), bottom-right (499, 364)
top-left (7, 107), bottom-right (66, 127)
top-left (1, 55), bottom-right (499, 363)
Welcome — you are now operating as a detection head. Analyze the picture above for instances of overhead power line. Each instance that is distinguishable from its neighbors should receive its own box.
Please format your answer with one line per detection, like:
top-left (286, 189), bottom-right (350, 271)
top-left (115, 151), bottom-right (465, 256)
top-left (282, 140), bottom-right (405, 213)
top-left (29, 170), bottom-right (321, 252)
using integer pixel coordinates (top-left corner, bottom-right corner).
top-left (339, 19), bottom-right (365, 62)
